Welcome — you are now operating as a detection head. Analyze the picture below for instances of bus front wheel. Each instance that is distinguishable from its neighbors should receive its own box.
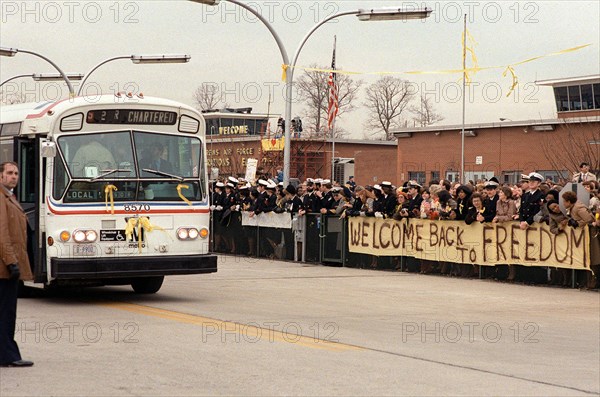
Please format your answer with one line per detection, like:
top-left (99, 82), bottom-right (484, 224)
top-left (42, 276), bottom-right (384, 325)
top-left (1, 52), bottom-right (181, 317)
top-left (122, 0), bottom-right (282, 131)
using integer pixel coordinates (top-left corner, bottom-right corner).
top-left (131, 276), bottom-right (164, 294)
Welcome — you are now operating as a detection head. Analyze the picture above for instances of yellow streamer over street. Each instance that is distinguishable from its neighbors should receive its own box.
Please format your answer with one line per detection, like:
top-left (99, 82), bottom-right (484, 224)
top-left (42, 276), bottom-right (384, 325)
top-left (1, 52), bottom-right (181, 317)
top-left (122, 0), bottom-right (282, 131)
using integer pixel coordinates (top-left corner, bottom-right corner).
top-left (281, 43), bottom-right (591, 96)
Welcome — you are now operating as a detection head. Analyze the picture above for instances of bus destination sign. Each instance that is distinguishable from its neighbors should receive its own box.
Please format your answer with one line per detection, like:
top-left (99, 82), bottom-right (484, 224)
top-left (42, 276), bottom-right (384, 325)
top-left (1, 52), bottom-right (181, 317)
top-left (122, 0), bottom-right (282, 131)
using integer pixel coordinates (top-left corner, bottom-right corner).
top-left (86, 109), bottom-right (177, 125)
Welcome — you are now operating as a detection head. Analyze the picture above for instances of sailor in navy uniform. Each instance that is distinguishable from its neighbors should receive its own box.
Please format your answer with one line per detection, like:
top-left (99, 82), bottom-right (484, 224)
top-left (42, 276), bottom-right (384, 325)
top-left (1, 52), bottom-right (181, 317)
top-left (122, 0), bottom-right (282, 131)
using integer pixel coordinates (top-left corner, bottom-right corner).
top-left (253, 179), bottom-right (270, 215)
top-left (380, 181), bottom-right (397, 218)
top-left (302, 178), bottom-right (319, 213)
top-left (318, 179), bottom-right (335, 214)
top-left (519, 172), bottom-right (545, 230)
top-left (406, 181), bottom-right (423, 218)
top-left (284, 184), bottom-right (304, 215)
top-left (482, 177), bottom-right (500, 222)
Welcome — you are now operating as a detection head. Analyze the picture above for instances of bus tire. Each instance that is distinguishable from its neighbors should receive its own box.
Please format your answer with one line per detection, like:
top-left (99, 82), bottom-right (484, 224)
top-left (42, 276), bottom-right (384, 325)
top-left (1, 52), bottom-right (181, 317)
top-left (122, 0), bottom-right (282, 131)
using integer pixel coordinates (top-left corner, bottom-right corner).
top-left (131, 276), bottom-right (164, 294)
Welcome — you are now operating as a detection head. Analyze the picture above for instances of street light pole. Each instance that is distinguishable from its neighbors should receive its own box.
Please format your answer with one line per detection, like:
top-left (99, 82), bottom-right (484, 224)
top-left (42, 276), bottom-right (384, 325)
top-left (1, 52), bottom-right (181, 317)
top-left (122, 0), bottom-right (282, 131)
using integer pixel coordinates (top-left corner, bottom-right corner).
top-left (0, 73), bottom-right (84, 88)
top-left (0, 47), bottom-right (75, 97)
top-left (78, 54), bottom-right (191, 96)
top-left (190, 1), bottom-right (431, 185)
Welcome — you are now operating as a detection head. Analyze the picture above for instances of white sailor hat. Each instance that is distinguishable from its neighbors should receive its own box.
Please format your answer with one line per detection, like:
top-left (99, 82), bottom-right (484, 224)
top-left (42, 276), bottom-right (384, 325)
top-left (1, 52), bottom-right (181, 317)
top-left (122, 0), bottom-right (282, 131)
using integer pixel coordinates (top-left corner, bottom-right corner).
top-left (520, 174), bottom-right (530, 181)
top-left (215, 182), bottom-right (225, 188)
top-left (306, 178), bottom-right (314, 183)
top-left (408, 180), bottom-right (422, 189)
top-left (239, 184), bottom-right (249, 190)
top-left (228, 176), bottom-right (239, 184)
top-left (266, 182), bottom-right (277, 189)
top-left (484, 177), bottom-right (500, 189)
top-left (381, 181), bottom-right (393, 188)
top-left (315, 178), bottom-right (323, 184)
top-left (278, 182), bottom-right (284, 187)
top-left (373, 184), bottom-right (383, 191)
top-left (237, 178), bottom-right (246, 184)
top-left (226, 182), bottom-right (235, 188)
top-left (322, 179), bottom-right (331, 185)
top-left (528, 172), bottom-right (544, 182)
top-left (258, 179), bottom-right (269, 186)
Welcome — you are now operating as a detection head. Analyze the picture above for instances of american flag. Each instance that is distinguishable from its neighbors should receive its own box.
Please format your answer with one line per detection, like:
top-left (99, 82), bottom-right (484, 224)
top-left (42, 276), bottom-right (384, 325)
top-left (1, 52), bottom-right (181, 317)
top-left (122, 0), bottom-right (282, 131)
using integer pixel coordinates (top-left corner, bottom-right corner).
top-left (327, 36), bottom-right (338, 133)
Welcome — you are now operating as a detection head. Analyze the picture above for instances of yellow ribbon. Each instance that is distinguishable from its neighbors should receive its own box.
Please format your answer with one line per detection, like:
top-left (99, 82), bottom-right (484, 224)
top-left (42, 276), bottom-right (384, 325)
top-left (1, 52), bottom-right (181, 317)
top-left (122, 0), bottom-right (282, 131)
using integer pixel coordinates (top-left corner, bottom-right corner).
top-left (290, 44), bottom-right (590, 77)
top-left (502, 66), bottom-right (519, 97)
top-left (282, 64), bottom-right (288, 81)
top-left (177, 184), bottom-right (192, 206)
top-left (462, 28), bottom-right (480, 85)
top-left (104, 184), bottom-right (118, 214)
top-left (124, 216), bottom-right (169, 253)
top-left (124, 218), bottom-right (138, 244)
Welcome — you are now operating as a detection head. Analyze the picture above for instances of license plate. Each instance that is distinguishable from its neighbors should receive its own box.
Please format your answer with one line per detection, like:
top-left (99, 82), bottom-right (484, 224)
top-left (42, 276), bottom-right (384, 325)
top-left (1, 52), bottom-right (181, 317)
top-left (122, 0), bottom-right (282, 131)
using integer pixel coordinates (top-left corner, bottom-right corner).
top-left (73, 244), bottom-right (97, 256)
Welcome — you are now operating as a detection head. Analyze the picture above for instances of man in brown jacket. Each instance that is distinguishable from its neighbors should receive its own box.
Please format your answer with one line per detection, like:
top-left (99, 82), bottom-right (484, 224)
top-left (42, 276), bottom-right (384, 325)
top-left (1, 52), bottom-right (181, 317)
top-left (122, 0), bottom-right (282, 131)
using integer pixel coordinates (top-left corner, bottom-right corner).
top-left (0, 161), bottom-right (34, 367)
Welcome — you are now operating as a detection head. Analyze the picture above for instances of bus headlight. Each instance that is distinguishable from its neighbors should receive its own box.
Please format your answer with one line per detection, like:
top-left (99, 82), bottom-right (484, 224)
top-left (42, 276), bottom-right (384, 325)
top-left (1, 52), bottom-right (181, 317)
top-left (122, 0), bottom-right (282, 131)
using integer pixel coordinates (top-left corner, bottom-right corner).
top-left (176, 227), bottom-right (199, 240)
top-left (85, 230), bottom-right (98, 242)
top-left (188, 228), bottom-right (199, 239)
top-left (73, 230), bottom-right (86, 243)
top-left (177, 228), bottom-right (189, 240)
top-left (73, 229), bottom-right (98, 243)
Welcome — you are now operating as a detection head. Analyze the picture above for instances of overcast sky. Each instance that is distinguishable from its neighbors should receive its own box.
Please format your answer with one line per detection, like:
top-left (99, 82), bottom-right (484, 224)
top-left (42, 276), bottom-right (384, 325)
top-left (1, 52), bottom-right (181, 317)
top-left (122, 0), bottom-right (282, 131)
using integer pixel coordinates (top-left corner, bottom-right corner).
top-left (1, 1), bottom-right (599, 138)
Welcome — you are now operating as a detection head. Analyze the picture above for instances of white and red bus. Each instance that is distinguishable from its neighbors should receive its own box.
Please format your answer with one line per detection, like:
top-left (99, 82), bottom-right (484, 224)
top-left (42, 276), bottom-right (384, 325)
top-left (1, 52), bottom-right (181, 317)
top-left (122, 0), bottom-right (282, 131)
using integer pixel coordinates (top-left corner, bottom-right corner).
top-left (0, 93), bottom-right (216, 293)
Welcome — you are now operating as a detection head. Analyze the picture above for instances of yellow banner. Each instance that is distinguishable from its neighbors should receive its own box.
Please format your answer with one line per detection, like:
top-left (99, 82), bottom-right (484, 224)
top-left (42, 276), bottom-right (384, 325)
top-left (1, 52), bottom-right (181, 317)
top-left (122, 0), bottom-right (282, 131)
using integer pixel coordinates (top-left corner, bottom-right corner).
top-left (261, 137), bottom-right (285, 152)
top-left (348, 218), bottom-right (591, 270)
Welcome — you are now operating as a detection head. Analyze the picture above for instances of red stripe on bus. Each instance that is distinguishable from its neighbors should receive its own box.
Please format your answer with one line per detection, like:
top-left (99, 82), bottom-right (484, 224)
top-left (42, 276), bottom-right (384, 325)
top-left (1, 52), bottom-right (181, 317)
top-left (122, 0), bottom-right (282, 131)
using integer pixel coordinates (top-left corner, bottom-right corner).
top-left (25, 98), bottom-right (72, 119)
top-left (47, 207), bottom-right (209, 215)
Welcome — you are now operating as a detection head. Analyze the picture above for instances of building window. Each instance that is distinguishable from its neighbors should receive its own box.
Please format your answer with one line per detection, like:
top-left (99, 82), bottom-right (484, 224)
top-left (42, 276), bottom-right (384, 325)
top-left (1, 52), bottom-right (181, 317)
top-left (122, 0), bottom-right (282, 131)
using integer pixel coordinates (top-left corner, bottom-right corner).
top-left (502, 171), bottom-right (521, 185)
top-left (430, 171), bottom-right (440, 182)
top-left (445, 171), bottom-right (459, 183)
top-left (554, 86), bottom-right (569, 111)
top-left (594, 83), bottom-right (600, 109)
top-left (538, 170), bottom-right (568, 183)
top-left (568, 85), bottom-right (582, 111)
top-left (581, 84), bottom-right (594, 110)
top-left (408, 171), bottom-right (425, 185)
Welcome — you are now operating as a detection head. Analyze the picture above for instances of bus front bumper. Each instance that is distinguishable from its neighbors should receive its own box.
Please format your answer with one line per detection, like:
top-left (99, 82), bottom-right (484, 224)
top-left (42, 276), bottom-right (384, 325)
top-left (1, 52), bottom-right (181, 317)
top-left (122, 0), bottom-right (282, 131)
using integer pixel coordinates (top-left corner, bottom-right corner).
top-left (50, 254), bottom-right (217, 279)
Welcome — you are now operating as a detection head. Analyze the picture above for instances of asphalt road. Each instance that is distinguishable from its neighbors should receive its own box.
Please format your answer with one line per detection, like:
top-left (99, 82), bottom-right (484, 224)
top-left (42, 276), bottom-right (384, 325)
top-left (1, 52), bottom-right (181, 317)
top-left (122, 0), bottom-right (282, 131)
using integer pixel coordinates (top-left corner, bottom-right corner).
top-left (1, 255), bottom-right (599, 396)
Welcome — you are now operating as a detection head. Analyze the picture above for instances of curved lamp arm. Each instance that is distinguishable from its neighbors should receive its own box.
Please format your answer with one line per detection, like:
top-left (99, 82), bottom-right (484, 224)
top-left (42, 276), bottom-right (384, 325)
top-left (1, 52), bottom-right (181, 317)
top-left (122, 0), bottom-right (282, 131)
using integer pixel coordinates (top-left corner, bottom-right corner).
top-left (77, 55), bottom-right (132, 96)
top-left (15, 49), bottom-right (75, 97)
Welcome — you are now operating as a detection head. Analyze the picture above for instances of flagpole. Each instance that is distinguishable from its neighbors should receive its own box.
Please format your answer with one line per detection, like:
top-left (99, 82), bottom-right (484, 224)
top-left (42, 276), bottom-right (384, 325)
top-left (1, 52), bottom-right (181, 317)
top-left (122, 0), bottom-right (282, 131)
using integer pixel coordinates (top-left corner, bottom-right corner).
top-left (460, 14), bottom-right (467, 184)
top-left (330, 36), bottom-right (337, 181)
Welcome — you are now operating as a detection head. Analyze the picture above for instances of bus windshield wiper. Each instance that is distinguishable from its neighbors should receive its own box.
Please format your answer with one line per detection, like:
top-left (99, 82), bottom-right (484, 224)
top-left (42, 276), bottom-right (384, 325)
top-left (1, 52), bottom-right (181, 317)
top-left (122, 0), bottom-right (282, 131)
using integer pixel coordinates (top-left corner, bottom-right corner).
top-left (142, 168), bottom-right (185, 182)
top-left (90, 169), bottom-right (132, 182)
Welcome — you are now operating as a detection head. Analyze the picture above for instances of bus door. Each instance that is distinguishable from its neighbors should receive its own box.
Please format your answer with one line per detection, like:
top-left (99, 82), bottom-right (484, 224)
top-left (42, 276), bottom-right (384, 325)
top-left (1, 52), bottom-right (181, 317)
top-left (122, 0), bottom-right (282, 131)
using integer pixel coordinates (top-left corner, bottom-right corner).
top-left (13, 136), bottom-right (44, 282)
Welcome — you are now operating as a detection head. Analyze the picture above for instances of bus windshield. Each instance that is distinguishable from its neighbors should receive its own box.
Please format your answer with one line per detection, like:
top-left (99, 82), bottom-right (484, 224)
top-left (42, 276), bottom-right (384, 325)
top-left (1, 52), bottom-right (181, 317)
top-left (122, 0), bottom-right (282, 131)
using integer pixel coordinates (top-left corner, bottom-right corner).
top-left (55, 131), bottom-right (204, 203)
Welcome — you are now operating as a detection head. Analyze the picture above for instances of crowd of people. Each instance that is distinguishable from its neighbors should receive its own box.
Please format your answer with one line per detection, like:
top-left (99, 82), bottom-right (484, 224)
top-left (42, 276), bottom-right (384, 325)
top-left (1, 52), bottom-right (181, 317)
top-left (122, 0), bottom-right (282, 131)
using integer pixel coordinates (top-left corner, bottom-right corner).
top-left (210, 163), bottom-right (600, 289)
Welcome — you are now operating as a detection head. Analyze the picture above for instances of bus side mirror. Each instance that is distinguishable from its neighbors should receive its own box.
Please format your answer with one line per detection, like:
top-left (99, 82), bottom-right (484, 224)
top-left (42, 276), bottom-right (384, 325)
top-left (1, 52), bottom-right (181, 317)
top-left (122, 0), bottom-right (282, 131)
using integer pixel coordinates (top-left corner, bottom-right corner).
top-left (41, 140), bottom-right (57, 158)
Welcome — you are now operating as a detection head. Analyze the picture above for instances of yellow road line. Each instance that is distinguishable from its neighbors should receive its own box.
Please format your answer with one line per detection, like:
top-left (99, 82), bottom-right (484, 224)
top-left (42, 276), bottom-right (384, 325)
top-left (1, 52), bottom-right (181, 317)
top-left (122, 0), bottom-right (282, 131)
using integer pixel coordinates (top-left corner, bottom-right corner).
top-left (99, 302), bottom-right (363, 352)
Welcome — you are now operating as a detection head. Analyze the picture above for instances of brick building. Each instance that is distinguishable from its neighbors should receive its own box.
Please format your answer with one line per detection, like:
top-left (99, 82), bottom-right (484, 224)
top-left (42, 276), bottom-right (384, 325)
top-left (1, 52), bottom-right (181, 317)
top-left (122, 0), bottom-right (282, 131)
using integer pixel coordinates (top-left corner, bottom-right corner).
top-left (204, 108), bottom-right (397, 185)
top-left (206, 134), bottom-right (397, 185)
top-left (393, 75), bottom-right (600, 185)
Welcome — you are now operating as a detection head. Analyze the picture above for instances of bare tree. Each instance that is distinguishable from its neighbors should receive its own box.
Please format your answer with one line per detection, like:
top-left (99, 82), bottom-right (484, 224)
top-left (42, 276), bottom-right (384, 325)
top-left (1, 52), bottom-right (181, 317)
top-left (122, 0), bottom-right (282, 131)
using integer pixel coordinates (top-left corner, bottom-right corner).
top-left (410, 93), bottom-right (445, 127)
top-left (193, 83), bottom-right (225, 111)
top-left (540, 120), bottom-right (600, 180)
top-left (295, 64), bottom-right (362, 138)
top-left (0, 90), bottom-right (26, 105)
top-left (363, 76), bottom-right (415, 141)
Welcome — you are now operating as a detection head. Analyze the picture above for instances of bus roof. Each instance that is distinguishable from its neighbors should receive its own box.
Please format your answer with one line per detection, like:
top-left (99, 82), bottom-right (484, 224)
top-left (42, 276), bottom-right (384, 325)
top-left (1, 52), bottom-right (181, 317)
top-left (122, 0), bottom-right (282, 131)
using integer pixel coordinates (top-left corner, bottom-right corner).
top-left (1, 95), bottom-right (200, 123)
top-left (0, 101), bottom-right (54, 124)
